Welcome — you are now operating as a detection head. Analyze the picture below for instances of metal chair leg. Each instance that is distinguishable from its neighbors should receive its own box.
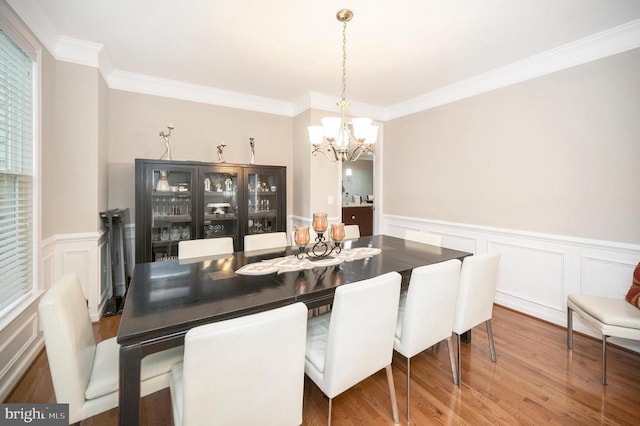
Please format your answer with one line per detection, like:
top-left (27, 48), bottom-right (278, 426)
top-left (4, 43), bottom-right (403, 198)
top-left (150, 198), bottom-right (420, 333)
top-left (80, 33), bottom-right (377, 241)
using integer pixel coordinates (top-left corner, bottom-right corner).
top-left (446, 336), bottom-right (459, 386)
top-left (385, 364), bottom-right (400, 424)
top-left (486, 319), bottom-right (496, 362)
top-left (567, 307), bottom-right (573, 349)
top-left (602, 335), bottom-right (608, 385)
top-left (406, 358), bottom-right (411, 420)
top-left (456, 332), bottom-right (462, 386)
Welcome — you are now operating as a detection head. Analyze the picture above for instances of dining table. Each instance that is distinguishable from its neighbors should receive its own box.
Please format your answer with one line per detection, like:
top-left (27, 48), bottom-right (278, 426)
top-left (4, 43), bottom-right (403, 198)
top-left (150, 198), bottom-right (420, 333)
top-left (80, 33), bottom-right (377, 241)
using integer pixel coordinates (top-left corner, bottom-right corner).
top-left (116, 234), bottom-right (471, 425)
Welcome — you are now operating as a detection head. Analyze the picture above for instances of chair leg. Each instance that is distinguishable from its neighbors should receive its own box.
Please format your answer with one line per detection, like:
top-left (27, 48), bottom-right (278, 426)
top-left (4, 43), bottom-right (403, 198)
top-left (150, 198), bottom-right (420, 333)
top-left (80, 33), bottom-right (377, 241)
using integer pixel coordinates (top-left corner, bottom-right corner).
top-left (602, 335), bottom-right (608, 385)
top-left (486, 320), bottom-right (497, 362)
top-left (456, 332), bottom-right (462, 386)
top-left (406, 357), bottom-right (411, 420)
top-left (328, 397), bottom-right (332, 426)
top-left (446, 336), bottom-right (459, 386)
top-left (385, 364), bottom-right (400, 424)
top-left (567, 306), bottom-right (573, 349)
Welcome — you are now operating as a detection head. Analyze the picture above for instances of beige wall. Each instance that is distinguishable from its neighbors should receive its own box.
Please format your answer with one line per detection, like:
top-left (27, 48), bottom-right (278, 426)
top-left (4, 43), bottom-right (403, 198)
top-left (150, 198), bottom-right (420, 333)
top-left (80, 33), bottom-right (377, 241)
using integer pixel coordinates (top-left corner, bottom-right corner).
top-left (40, 47), bottom-right (57, 239)
top-left (98, 70), bottom-right (109, 219)
top-left (49, 61), bottom-right (102, 234)
top-left (107, 90), bottom-right (294, 221)
top-left (292, 110), bottom-right (311, 218)
top-left (384, 48), bottom-right (640, 244)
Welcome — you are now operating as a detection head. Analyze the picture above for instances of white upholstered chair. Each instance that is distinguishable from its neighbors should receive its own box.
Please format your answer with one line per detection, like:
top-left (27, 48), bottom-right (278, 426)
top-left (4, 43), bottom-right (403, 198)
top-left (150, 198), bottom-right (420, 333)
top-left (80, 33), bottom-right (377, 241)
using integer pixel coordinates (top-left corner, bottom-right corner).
top-left (343, 224), bottom-right (360, 240)
top-left (394, 259), bottom-right (461, 419)
top-left (178, 237), bottom-right (234, 259)
top-left (305, 271), bottom-right (402, 425)
top-left (169, 302), bottom-right (308, 426)
top-left (244, 232), bottom-right (288, 251)
top-left (567, 294), bottom-right (640, 384)
top-left (38, 273), bottom-right (184, 424)
top-left (452, 252), bottom-right (501, 385)
top-left (404, 229), bottom-right (442, 247)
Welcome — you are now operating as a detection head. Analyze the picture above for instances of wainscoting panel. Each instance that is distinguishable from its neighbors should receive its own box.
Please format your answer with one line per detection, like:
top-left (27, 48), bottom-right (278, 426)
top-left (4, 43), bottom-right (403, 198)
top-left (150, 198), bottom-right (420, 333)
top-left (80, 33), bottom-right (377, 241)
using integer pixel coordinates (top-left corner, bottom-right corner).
top-left (383, 214), bottom-right (640, 352)
top-left (0, 313), bottom-right (38, 381)
top-left (489, 241), bottom-right (566, 312)
top-left (53, 231), bottom-right (105, 321)
top-left (0, 308), bottom-right (42, 401)
top-left (581, 256), bottom-right (638, 298)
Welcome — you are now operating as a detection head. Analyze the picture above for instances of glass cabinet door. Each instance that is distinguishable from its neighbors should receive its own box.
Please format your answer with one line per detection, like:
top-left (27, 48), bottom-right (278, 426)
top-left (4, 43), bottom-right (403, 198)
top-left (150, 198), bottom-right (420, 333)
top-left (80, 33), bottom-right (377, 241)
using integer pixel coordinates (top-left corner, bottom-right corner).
top-left (150, 168), bottom-right (193, 261)
top-left (246, 170), bottom-right (282, 235)
top-left (201, 170), bottom-right (239, 246)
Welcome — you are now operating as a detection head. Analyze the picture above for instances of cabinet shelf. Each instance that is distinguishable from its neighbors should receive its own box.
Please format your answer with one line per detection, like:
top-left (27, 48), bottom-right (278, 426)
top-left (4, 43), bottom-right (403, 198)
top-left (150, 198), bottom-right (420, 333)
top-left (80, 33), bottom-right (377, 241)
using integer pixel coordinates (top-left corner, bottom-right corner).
top-left (153, 214), bottom-right (192, 223)
top-left (153, 191), bottom-right (191, 197)
top-left (204, 213), bottom-right (237, 221)
top-left (248, 210), bottom-right (276, 218)
top-left (151, 239), bottom-right (188, 246)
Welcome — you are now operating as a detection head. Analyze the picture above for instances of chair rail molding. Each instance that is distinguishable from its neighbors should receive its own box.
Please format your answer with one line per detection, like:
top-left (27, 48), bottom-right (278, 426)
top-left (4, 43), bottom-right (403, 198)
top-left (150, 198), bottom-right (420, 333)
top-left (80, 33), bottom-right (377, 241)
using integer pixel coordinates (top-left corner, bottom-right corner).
top-left (383, 214), bottom-right (640, 353)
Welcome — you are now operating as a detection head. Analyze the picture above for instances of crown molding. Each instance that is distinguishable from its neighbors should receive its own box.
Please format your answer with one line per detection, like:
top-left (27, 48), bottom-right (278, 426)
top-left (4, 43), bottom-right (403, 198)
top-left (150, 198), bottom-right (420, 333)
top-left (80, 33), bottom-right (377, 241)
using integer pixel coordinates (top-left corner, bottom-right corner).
top-left (384, 19), bottom-right (640, 120)
top-left (55, 36), bottom-right (103, 68)
top-left (109, 70), bottom-right (294, 116)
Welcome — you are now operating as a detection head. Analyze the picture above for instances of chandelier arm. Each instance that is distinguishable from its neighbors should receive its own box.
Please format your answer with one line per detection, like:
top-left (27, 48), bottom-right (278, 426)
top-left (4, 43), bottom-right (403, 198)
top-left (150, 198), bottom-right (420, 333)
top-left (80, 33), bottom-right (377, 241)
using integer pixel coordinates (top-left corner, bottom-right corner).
top-left (346, 144), bottom-right (374, 162)
top-left (312, 145), bottom-right (341, 162)
top-left (346, 145), bottom-right (364, 162)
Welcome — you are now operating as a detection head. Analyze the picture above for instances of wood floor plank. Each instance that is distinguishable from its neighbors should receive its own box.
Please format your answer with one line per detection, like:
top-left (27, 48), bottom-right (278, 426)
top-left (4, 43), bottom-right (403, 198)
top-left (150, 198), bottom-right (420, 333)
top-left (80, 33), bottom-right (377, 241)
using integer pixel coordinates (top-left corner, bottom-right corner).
top-left (4, 304), bottom-right (640, 425)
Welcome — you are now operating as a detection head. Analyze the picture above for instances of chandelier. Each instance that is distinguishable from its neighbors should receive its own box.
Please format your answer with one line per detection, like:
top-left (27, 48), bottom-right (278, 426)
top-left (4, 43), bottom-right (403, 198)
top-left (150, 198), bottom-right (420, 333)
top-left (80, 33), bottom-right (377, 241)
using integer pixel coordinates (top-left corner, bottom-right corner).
top-left (308, 9), bottom-right (378, 162)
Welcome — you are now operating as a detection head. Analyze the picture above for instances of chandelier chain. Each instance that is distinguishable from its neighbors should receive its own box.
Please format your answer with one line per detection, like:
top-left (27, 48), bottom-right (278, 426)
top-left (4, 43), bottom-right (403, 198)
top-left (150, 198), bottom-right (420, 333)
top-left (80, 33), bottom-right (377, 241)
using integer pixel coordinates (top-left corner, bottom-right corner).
top-left (341, 21), bottom-right (347, 101)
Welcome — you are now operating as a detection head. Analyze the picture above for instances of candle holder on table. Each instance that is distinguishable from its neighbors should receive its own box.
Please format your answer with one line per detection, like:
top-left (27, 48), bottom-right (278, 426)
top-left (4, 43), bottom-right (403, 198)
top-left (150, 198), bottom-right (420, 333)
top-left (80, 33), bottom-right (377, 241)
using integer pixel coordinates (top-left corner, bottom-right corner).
top-left (295, 214), bottom-right (344, 260)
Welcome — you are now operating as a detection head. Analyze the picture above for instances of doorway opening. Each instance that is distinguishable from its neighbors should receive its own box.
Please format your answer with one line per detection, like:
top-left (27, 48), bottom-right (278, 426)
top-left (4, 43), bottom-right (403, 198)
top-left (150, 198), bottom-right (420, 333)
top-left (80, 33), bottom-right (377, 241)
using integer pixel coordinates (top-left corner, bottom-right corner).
top-left (341, 158), bottom-right (375, 236)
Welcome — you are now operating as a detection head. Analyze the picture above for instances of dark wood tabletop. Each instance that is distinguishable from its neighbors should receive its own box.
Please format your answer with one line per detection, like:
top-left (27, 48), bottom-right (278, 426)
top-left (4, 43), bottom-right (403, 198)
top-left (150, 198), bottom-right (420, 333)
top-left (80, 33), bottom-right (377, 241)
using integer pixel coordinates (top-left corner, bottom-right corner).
top-left (116, 234), bottom-right (471, 425)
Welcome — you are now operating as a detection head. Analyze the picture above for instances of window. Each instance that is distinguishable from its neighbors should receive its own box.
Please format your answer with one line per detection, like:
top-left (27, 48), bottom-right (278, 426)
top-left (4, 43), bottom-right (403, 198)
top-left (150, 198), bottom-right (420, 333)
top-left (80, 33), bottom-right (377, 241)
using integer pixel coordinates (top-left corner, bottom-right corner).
top-left (0, 28), bottom-right (35, 314)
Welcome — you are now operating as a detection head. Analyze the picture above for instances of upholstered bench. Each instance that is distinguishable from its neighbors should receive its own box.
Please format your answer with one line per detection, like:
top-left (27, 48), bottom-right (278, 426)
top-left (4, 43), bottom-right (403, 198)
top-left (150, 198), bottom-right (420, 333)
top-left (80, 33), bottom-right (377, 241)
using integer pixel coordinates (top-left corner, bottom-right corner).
top-left (567, 294), bottom-right (640, 384)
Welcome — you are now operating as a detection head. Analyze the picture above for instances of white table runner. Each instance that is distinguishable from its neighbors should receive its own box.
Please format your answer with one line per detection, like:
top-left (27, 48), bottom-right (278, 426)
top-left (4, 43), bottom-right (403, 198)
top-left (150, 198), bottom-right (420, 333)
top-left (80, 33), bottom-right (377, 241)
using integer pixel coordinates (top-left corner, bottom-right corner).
top-left (236, 247), bottom-right (381, 275)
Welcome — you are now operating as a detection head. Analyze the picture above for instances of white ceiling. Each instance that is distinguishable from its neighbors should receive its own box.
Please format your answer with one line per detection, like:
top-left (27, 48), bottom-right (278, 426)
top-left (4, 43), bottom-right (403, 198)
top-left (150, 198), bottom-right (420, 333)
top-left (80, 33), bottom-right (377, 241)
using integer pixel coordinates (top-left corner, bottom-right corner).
top-left (8, 0), bottom-right (640, 117)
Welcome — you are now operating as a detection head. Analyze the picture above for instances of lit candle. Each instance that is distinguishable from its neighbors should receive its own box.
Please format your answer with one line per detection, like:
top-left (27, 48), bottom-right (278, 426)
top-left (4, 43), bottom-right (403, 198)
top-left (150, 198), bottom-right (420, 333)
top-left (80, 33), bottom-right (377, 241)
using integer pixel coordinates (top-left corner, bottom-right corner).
top-left (294, 226), bottom-right (310, 247)
top-left (312, 213), bottom-right (328, 233)
top-left (331, 223), bottom-right (345, 242)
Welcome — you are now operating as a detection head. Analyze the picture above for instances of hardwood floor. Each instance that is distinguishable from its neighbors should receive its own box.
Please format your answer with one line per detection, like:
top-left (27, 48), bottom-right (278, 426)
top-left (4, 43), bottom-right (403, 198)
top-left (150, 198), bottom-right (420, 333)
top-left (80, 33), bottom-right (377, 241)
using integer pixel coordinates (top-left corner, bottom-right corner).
top-left (5, 305), bottom-right (640, 425)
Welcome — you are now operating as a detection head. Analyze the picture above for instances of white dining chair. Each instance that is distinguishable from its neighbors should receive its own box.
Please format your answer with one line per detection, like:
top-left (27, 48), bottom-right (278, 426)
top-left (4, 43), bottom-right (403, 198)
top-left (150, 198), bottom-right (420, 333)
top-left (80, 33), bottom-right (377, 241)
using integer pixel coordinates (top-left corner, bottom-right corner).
top-left (404, 229), bottom-right (442, 247)
top-left (343, 224), bottom-right (360, 240)
top-left (244, 232), bottom-right (288, 251)
top-left (452, 252), bottom-right (501, 385)
top-left (394, 259), bottom-right (461, 419)
top-left (169, 302), bottom-right (308, 426)
top-left (178, 237), bottom-right (234, 259)
top-left (38, 273), bottom-right (184, 424)
top-left (567, 294), bottom-right (640, 384)
top-left (305, 271), bottom-right (402, 425)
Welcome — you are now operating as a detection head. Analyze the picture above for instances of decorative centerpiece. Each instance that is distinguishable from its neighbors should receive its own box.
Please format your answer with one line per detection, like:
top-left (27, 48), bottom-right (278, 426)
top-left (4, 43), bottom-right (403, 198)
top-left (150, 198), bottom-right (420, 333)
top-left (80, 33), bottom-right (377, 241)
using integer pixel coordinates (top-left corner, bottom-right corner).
top-left (295, 213), bottom-right (344, 260)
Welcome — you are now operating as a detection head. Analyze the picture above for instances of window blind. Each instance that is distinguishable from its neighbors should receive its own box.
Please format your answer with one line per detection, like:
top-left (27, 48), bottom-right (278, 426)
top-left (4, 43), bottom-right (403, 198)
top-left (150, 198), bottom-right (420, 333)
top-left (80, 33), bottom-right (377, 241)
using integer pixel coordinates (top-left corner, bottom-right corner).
top-left (0, 29), bottom-right (34, 313)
